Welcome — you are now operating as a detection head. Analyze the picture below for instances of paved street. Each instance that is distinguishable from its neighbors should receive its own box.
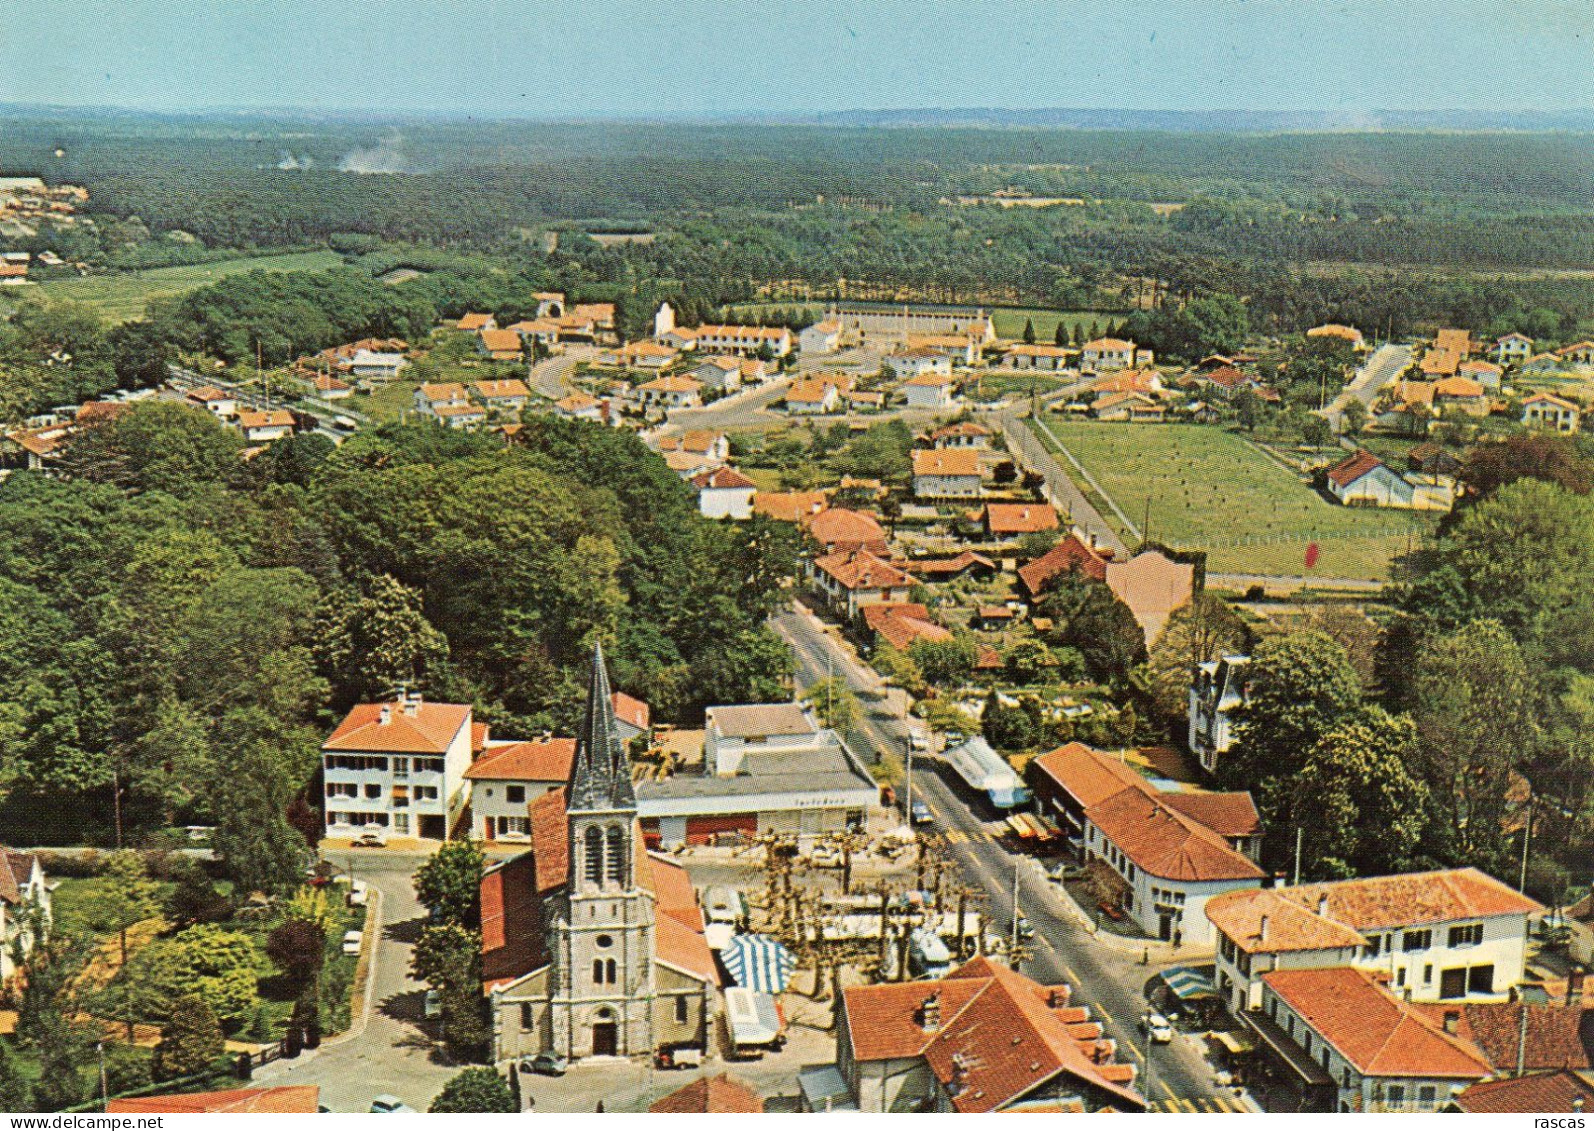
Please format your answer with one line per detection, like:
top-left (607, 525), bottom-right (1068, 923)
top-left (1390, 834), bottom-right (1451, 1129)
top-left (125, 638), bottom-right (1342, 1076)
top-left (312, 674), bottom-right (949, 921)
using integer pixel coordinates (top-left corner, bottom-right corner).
top-left (1000, 407), bottom-right (1129, 556)
top-left (773, 601), bottom-right (1249, 1111)
top-left (1321, 342), bottom-right (1412, 430)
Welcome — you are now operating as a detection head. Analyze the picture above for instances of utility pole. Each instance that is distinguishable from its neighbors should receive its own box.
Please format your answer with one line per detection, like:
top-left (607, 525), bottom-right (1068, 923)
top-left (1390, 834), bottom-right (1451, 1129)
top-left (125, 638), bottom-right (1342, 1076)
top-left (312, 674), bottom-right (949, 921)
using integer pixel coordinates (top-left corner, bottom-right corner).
top-left (97, 1042), bottom-right (108, 1112)
top-left (1518, 799), bottom-right (1534, 894)
top-left (903, 735), bottom-right (914, 831)
top-left (1293, 827), bottom-right (1303, 886)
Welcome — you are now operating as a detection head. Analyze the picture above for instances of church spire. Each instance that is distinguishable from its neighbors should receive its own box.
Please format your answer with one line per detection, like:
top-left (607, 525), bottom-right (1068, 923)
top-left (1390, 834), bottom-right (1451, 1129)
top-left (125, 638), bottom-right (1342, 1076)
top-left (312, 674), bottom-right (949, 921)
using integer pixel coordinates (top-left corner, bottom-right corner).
top-left (567, 641), bottom-right (635, 811)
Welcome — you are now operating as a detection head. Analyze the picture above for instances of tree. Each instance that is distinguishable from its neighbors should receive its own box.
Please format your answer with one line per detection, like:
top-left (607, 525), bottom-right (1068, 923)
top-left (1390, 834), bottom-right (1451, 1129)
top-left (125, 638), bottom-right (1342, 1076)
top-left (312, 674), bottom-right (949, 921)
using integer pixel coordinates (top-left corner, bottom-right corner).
top-left (165, 860), bottom-right (230, 927)
top-left (1004, 637), bottom-right (1060, 684)
top-left (57, 401), bottom-right (245, 497)
top-left (1037, 574), bottom-right (1147, 685)
top-left (1143, 593), bottom-right (1251, 722)
top-left (411, 924), bottom-right (490, 1062)
top-left (907, 635), bottom-right (979, 687)
top-left (414, 840), bottom-right (486, 929)
top-left (0, 1041), bottom-right (34, 1112)
top-left (1301, 415), bottom-right (1332, 449)
top-left (153, 994), bottom-right (224, 1082)
top-left (429, 1067), bottom-right (518, 1113)
top-left (266, 917), bottom-right (326, 992)
top-left (801, 676), bottom-right (859, 734)
top-left (871, 644), bottom-right (925, 695)
top-left (128, 924), bottom-right (259, 1025)
top-left (1233, 387), bottom-right (1263, 431)
top-left (313, 574), bottom-right (449, 710)
top-left (1022, 318), bottom-right (1036, 345)
top-left (86, 851), bottom-right (162, 972)
top-left (1054, 321), bottom-right (1069, 347)
top-left (981, 688), bottom-right (1041, 752)
top-left (1460, 432), bottom-right (1593, 499)
top-left (208, 708), bottom-right (314, 898)
top-left (1340, 398), bottom-right (1367, 435)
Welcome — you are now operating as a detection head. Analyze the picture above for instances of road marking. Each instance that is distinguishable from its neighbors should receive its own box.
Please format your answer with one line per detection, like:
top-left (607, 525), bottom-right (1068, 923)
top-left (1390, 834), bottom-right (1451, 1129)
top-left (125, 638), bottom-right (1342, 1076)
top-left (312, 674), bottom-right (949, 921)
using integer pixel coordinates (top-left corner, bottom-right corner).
top-left (1062, 963), bottom-right (1081, 984)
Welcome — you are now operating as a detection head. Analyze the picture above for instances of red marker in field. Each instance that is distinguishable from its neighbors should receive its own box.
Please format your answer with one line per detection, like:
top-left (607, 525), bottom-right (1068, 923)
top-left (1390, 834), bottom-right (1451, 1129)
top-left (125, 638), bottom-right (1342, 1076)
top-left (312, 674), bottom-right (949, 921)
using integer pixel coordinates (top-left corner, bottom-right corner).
top-left (1304, 541), bottom-right (1320, 570)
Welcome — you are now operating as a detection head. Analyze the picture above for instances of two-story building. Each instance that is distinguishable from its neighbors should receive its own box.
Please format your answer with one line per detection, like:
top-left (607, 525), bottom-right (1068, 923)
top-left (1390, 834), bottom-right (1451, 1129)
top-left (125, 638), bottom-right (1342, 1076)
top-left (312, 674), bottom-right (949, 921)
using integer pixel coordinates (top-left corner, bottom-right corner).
top-left (1080, 338), bottom-right (1144, 371)
top-left (0, 848), bottom-right (50, 980)
top-left (911, 448), bottom-right (982, 499)
top-left (465, 738), bottom-right (577, 844)
top-left (1522, 392), bottom-right (1582, 434)
top-left (236, 409), bottom-right (296, 444)
top-left (321, 693), bottom-right (476, 841)
top-left (691, 466), bottom-right (757, 520)
top-left (899, 372), bottom-right (957, 409)
top-left (809, 550), bottom-right (915, 618)
top-left (1188, 655), bottom-right (1251, 776)
top-left (1492, 333), bottom-right (1534, 366)
top-left (1205, 868), bottom-right (1543, 1017)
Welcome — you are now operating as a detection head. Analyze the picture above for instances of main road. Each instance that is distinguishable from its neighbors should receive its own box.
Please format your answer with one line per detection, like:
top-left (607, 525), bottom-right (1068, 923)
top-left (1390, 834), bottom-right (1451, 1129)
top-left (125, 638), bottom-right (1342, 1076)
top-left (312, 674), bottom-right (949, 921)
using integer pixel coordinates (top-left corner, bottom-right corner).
top-left (772, 602), bottom-right (1247, 1112)
top-left (1321, 342), bottom-right (1412, 431)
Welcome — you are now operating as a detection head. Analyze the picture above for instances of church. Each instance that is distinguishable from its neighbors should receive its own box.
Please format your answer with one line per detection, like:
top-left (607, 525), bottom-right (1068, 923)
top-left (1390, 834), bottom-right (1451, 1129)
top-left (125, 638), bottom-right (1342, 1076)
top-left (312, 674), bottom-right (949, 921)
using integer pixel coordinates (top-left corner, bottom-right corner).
top-left (480, 645), bottom-right (718, 1064)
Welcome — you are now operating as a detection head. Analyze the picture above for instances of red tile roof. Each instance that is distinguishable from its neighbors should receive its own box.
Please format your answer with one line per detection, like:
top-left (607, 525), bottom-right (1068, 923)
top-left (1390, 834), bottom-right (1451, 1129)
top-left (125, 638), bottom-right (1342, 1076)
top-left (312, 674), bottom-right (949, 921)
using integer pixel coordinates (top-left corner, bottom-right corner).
top-left (1263, 967), bottom-right (1493, 1079)
top-left (863, 602), bottom-right (953, 651)
top-left (1086, 786), bottom-right (1264, 883)
top-left (1455, 1070), bottom-right (1594, 1114)
top-left (753, 490), bottom-right (830, 523)
top-left (907, 550), bottom-right (996, 577)
top-left (650, 1074), bottom-right (763, 1113)
top-left (323, 699), bottom-right (471, 754)
top-left (691, 466), bottom-right (757, 490)
top-left (930, 421), bottom-right (991, 442)
top-left (808, 507), bottom-right (888, 553)
top-left (1423, 1002), bottom-right (1594, 1074)
top-left (481, 851), bottom-right (547, 990)
top-left (1161, 791), bottom-right (1262, 838)
top-left (1029, 743), bottom-right (1147, 811)
top-left (1017, 533), bottom-right (1110, 597)
top-left (1325, 449), bottom-right (1386, 489)
top-left (457, 312), bottom-right (494, 331)
top-left (813, 549), bottom-right (913, 591)
top-left (109, 1087), bottom-right (320, 1114)
top-left (465, 738), bottom-right (577, 782)
top-left (984, 502), bottom-right (1059, 535)
top-left (912, 448), bottom-right (980, 478)
top-left (612, 691), bottom-right (650, 732)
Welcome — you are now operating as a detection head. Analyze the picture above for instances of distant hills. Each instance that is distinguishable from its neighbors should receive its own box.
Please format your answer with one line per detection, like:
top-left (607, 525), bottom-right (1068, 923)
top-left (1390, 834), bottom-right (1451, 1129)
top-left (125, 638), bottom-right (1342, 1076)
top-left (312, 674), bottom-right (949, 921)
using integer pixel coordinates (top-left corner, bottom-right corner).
top-left (763, 108), bottom-right (1594, 133)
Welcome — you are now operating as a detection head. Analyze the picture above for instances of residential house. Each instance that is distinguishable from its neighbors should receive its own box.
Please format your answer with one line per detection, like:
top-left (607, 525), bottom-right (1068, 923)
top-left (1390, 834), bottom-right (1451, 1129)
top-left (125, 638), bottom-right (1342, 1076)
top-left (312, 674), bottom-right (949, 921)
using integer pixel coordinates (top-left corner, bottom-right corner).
top-left (507, 319), bottom-right (563, 350)
top-left (571, 302), bottom-right (616, 332)
top-left (827, 956), bottom-right (1146, 1113)
top-left (1434, 328), bottom-right (1474, 358)
top-left (632, 375), bottom-right (704, 411)
top-left (457, 312), bottom-right (497, 332)
top-left (1407, 442), bottom-right (1463, 479)
top-left (477, 328), bottom-right (525, 361)
top-left (1523, 392), bottom-right (1582, 433)
top-left (1324, 450), bottom-right (1455, 512)
top-left (0, 848), bottom-right (50, 980)
top-left (1080, 338), bottom-right (1145, 371)
top-left (1424, 994), bottom-right (1594, 1080)
top-left (185, 385), bottom-right (238, 418)
top-left (929, 422), bottom-right (991, 449)
top-left (687, 324), bottom-right (792, 357)
top-left (236, 409), bottom-right (295, 444)
top-left (465, 738), bottom-right (577, 843)
top-left (1433, 376), bottom-right (1489, 416)
top-left (349, 349), bottom-right (408, 382)
top-left (911, 447), bottom-right (982, 499)
top-left (906, 551), bottom-right (997, 584)
top-left (1252, 967), bottom-right (1491, 1112)
top-left (983, 502), bottom-right (1059, 540)
top-left (430, 402), bottom-right (486, 430)
top-left (472, 378), bottom-right (532, 415)
top-left (1188, 655), bottom-right (1251, 775)
top-left (809, 550), bottom-right (916, 618)
top-left (1002, 343), bottom-right (1074, 371)
top-left (1558, 341), bottom-right (1594, 367)
top-left (784, 379), bottom-right (840, 415)
top-left (691, 356), bottom-right (746, 392)
top-left (799, 319), bottom-right (842, 355)
top-left (1457, 359), bottom-right (1503, 392)
top-left (1026, 743), bottom-right (1264, 946)
top-left (108, 1087), bottom-right (321, 1114)
top-left (482, 649), bottom-right (717, 1064)
top-left (807, 507), bottom-right (889, 555)
top-left (611, 692), bottom-right (651, 746)
top-left (1492, 333), bottom-right (1535, 366)
top-left (3, 422), bottom-right (73, 473)
top-left (1104, 549), bottom-right (1195, 645)
top-left (651, 1075), bottom-right (763, 1114)
top-left (1521, 352), bottom-right (1565, 376)
top-left (1453, 1070), bottom-right (1594, 1115)
top-left (863, 602), bottom-right (952, 652)
top-left (553, 392), bottom-right (612, 425)
top-left (692, 466), bottom-right (757, 520)
top-left (1016, 533), bottom-right (1111, 602)
top-left (846, 390), bottom-right (885, 413)
top-left (415, 381), bottom-right (471, 414)
top-left (605, 341), bottom-right (679, 371)
top-left (1306, 324), bottom-right (1367, 350)
top-left (657, 430), bottom-right (730, 464)
top-left (889, 351), bottom-right (953, 381)
top-left (899, 372), bottom-right (957, 409)
top-left (311, 374), bottom-right (353, 400)
top-left (321, 692), bottom-right (478, 841)
top-left (1205, 868), bottom-right (1543, 1015)
top-left (1092, 391), bottom-right (1166, 422)
top-left (1418, 350), bottom-right (1462, 378)
top-left (904, 334), bottom-right (980, 367)
top-left (753, 489), bottom-right (830, 524)
top-left (1090, 369), bottom-right (1164, 398)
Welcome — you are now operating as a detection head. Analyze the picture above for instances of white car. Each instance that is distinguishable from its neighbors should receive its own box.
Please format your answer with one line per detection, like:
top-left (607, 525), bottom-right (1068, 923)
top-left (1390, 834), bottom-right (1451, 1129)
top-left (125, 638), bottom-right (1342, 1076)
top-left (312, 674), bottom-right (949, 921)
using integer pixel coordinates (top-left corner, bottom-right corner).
top-left (342, 929), bottom-right (364, 956)
top-left (346, 879), bottom-right (369, 907)
top-left (808, 843), bottom-right (844, 868)
top-left (370, 1095), bottom-right (415, 1114)
top-left (1141, 1012), bottom-right (1175, 1044)
top-left (351, 827), bottom-right (388, 847)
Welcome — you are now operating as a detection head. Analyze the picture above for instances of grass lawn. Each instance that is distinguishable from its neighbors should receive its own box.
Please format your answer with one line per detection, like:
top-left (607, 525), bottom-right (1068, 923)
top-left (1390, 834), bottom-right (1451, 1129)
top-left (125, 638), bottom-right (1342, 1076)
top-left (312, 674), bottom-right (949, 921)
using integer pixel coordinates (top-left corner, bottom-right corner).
top-left (988, 307), bottom-right (1118, 342)
top-left (31, 250), bottom-right (346, 322)
top-left (1033, 420), bottom-right (1437, 581)
top-left (971, 371), bottom-right (1068, 401)
top-left (355, 380), bottom-right (422, 424)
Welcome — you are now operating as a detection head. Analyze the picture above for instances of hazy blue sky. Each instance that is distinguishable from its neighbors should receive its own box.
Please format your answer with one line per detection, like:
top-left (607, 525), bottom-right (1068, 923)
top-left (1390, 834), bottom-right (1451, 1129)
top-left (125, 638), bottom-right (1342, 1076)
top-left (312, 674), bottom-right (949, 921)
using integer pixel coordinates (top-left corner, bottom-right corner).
top-left (5, 0), bottom-right (1590, 118)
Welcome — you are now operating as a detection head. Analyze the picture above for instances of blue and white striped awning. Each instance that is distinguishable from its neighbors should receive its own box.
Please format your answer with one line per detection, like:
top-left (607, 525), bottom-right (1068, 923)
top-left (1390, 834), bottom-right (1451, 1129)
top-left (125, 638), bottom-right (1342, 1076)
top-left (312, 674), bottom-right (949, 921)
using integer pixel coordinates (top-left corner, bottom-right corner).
top-left (721, 933), bottom-right (796, 993)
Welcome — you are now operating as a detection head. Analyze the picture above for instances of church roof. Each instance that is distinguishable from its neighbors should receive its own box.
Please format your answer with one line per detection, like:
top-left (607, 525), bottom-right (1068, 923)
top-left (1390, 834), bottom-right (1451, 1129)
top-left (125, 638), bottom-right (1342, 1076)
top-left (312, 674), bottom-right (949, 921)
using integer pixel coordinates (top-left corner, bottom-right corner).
top-left (567, 643), bottom-right (636, 812)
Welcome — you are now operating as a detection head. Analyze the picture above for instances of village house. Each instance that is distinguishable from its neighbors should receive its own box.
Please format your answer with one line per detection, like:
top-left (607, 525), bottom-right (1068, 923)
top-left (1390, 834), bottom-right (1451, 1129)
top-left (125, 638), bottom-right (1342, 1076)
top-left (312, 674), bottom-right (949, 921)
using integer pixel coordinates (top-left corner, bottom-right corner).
top-left (1452, 1070), bottom-right (1594, 1115)
top-left (235, 409), bottom-right (296, 444)
top-left (311, 374), bottom-right (353, 400)
top-left (809, 549), bottom-right (916, 618)
top-left (784, 379), bottom-right (841, 415)
top-left (1105, 549), bottom-right (1195, 645)
top-left (0, 848), bottom-right (50, 980)
top-left (482, 649), bottom-right (717, 1065)
top-left (1324, 450), bottom-right (1456, 512)
top-left (553, 392), bottom-right (615, 425)
top-left (1205, 868), bottom-right (1543, 1016)
top-left (465, 738), bottom-right (577, 843)
top-left (1002, 343), bottom-right (1074, 371)
top-left (1434, 328), bottom-right (1474, 358)
top-left (476, 328), bottom-right (525, 361)
top-left (982, 502), bottom-right (1059, 540)
top-left (1492, 333), bottom-right (1535, 366)
top-left (1188, 655), bottom-right (1251, 776)
top-left (1433, 376), bottom-right (1489, 416)
top-left (1026, 743), bottom-right (1264, 946)
top-left (1418, 349), bottom-right (1462, 378)
top-left (929, 421), bottom-right (991, 449)
top-left (657, 430), bottom-right (730, 464)
top-left (1521, 352), bottom-right (1565, 376)
top-left (1558, 341), bottom-right (1594, 367)
top-left (457, 312), bottom-right (497, 332)
top-left (753, 489), bottom-right (830, 524)
top-left (845, 389), bottom-right (886, 413)
top-left (863, 602), bottom-right (952, 651)
top-left (672, 324), bottom-right (792, 357)
top-left (799, 319), bottom-right (842, 355)
top-left (821, 956), bottom-right (1146, 1113)
top-left (1016, 532), bottom-right (1112, 602)
top-left (1456, 359), bottom-right (1503, 391)
top-left (415, 381), bottom-right (471, 413)
top-left (1092, 391), bottom-right (1166, 422)
top-left (349, 348), bottom-right (408, 382)
top-left (432, 403), bottom-right (488, 430)
top-left (690, 355), bottom-right (754, 392)
top-left (691, 465), bottom-right (757, 520)
top-left (631, 375), bottom-right (704, 411)
top-left (904, 334), bottom-right (980, 367)
top-left (912, 447), bottom-right (982, 499)
top-left (1080, 337), bottom-right (1148, 371)
top-left (899, 372), bottom-right (958, 409)
top-left (907, 550), bottom-right (998, 585)
top-left (1306, 324), bottom-right (1367, 350)
top-left (889, 350), bottom-right (953, 381)
top-left (507, 319), bottom-right (563, 349)
top-left (808, 507), bottom-right (890, 555)
top-left (605, 341), bottom-right (679, 371)
top-left (472, 378), bottom-right (532, 415)
top-left (185, 385), bottom-right (238, 419)
top-left (571, 302), bottom-right (616, 332)
top-left (321, 692), bottom-right (479, 841)
top-left (651, 1075), bottom-right (763, 1114)
top-left (1522, 392), bottom-right (1582, 433)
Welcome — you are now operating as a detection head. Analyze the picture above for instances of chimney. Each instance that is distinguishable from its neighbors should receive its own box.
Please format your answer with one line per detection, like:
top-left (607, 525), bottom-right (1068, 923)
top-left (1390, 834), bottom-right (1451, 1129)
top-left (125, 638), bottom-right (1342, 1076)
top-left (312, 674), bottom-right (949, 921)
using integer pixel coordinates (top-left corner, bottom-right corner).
top-left (1318, 894), bottom-right (1330, 918)
top-left (1048, 986), bottom-right (1072, 1009)
top-left (378, 703), bottom-right (392, 725)
top-left (1442, 1010), bottom-right (1460, 1035)
top-left (918, 992), bottom-right (942, 1032)
top-left (1258, 914), bottom-right (1269, 942)
top-left (403, 690), bottom-right (422, 717)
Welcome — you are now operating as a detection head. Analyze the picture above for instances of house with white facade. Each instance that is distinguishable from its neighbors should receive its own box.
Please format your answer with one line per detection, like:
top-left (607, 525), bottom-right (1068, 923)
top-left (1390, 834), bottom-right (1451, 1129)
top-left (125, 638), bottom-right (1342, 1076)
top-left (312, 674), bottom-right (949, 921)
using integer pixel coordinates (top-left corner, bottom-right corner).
top-left (1002, 343), bottom-right (1074, 371)
top-left (472, 378), bottom-right (532, 415)
top-left (631, 375), bottom-right (703, 411)
top-left (1492, 333), bottom-right (1534, 366)
top-left (1205, 868), bottom-right (1543, 1016)
top-left (0, 848), bottom-right (50, 980)
top-left (888, 351), bottom-right (953, 381)
top-left (236, 409), bottom-right (295, 444)
top-left (684, 324), bottom-right (792, 358)
top-left (1188, 655), bottom-right (1251, 775)
top-left (785, 379), bottom-right (841, 415)
top-left (691, 356), bottom-right (745, 392)
top-left (465, 738), bottom-right (576, 844)
top-left (1324, 450), bottom-right (1455, 512)
top-left (185, 386), bottom-right (238, 419)
top-left (349, 349), bottom-right (408, 382)
top-left (321, 693), bottom-right (477, 841)
top-left (691, 465), bottom-right (757, 520)
top-left (1027, 743), bottom-right (1264, 946)
top-left (911, 447), bottom-right (982, 499)
top-left (799, 319), bottom-right (842, 355)
top-left (899, 372), bottom-right (957, 408)
top-left (415, 382), bottom-right (471, 414)
top-left (809, 550), bottom-right (916, 618)
top-left (1080, 338), bottom-right (1144, 371)
top-left (1522, 392), bottom-right (1582, 433)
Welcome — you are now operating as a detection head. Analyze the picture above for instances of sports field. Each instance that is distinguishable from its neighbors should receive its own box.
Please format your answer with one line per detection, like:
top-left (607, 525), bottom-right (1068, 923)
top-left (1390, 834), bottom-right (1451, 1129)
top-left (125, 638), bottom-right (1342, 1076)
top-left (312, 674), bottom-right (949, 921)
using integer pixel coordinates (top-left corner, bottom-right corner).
top-left (32, 250), bottom-right (345, 322)
top-left (1033, 420), bottom-right (1436, 581)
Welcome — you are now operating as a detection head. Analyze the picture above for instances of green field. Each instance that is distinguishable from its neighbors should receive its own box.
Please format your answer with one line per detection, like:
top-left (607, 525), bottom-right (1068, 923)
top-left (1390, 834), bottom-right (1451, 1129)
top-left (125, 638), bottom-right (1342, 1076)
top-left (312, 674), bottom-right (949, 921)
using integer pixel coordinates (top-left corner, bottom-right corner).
top-left (987, 307), bottom-right (1119, 342)
top-left (31, 250), bottom-right (346, 321)
top-left (1033, 420), bottom-right (1437, 581)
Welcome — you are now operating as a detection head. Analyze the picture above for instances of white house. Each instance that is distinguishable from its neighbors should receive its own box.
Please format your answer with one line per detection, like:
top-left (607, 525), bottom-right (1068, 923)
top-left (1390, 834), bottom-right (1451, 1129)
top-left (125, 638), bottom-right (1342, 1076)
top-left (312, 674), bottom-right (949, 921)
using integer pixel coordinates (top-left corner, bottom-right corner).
top-left (800, 319), bottom-right (842, 355)
top-left (904, 334), bottom-right (979, 367)
top-left (1188, 655), bottom-right (1251, 776)
top-left (464, 737), bottom-right (576, 844)
top-left (691, 465), bottom-right (757, 520)
top-left (785, 379), bottom-right (841, 415)
top-left (321, 693), bottom-right (476, 841)
top-left (431, 403), bottom-right (488, 430)
top-left (349, 349), bottom-right (408, 382)
top-left (631, 375), bottom-right (704, 410)
top-left (415, 382), bottom-right (471, 414)
top-left (1205, 868), bottom-right (1543, 1015)
top-left (1325, 450), bottom-right (1454, 512)
top-left (472, 378), bottom-right (532, 415)
top-left (888, 351), bottom-right (953, 381)
top-left (911, 447), bottom-right (982, 498)
top-left (690, 324), bottom-right (792, 358)
top-left (900, 371), bottom-right (958, 409)
top-left (185, 386), bottom-right (238, 419)
top-left (1492, 333), bottom-right (1534, 366)
top-left (236, 409), bottom-right (295, 444)
top-left (1522, 392), bottom-right (1581, 433)
top-left (553, 392), bottom-right (609, 424)
top-left (703, 703), bottom-right (820, 777)
top-left (691, 356), bottom-right (745, 392)
top-left (1002, 343), bottom-right (1074, 371)
top-left (0, 848), bottom-right (50, 981)
top-left (809, 549), bottom-right (916, 618)
top-left (1080, 338), bottom-right (1143, 371)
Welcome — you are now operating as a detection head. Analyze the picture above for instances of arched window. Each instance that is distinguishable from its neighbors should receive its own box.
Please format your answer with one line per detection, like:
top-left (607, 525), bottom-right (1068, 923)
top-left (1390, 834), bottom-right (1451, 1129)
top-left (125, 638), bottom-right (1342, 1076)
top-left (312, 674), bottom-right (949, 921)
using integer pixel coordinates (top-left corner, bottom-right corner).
top-left (584, 826), bottom-right (603, 884)
top-left (606, 958), bottom-right (618, 985)
top-left (592, 958), bottom-right (618, 985)
top-left (592, 958), bottom-right (604, 984)
top-left (605, 825), bottom-right (626, 886)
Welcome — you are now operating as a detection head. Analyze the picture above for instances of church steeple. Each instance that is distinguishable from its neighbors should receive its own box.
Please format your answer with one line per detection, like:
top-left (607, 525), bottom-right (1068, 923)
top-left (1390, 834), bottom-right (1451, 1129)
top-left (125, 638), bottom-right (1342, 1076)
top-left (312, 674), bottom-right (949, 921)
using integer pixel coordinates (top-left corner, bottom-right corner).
top-left (567, 642), bottom-right (635, 812)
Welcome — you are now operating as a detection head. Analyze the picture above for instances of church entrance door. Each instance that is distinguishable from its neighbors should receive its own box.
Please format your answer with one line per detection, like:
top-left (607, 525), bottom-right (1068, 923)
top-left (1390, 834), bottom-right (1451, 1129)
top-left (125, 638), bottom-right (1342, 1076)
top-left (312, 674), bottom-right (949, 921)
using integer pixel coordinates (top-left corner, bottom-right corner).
top-left (591, 1020), bottom-right (619, 1057)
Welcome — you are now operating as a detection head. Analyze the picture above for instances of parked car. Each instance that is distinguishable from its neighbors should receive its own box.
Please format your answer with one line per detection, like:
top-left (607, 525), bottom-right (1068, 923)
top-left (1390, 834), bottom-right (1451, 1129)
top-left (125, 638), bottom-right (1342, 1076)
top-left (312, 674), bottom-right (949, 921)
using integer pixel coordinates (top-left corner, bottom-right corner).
top-left (342, 929), bottom-right (363, 956)
top-left (347, 879), bottom-right (369, 907)
top-left (423, 990), bottom-right (440, 1019)
top-left (352, 827), bottom-right (388, 847)
top-left (1141, 1012), bottom-right (1175, 1044)
top-left (521, 1052), bottom-right (568, 1077)
top-left (808, 843), bottom-right (844, 868)
top-left (370, 1095), bottom-right (415, 1113)
top-left (910, 801), bottom-right (934, 826)
top-left (654, 1045), bottom-right (703, 1071)
top-left (909, 732), bottom-right (930, 751)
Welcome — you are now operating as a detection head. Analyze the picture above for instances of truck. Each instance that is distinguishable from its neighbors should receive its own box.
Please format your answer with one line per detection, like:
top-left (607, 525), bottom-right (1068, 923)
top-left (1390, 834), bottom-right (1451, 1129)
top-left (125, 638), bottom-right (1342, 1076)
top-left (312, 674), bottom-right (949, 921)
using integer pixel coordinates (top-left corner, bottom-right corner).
top-left (942, 735), bottom-right (1033, 810)
top-left (908, 926), bottom-right (953, 979)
